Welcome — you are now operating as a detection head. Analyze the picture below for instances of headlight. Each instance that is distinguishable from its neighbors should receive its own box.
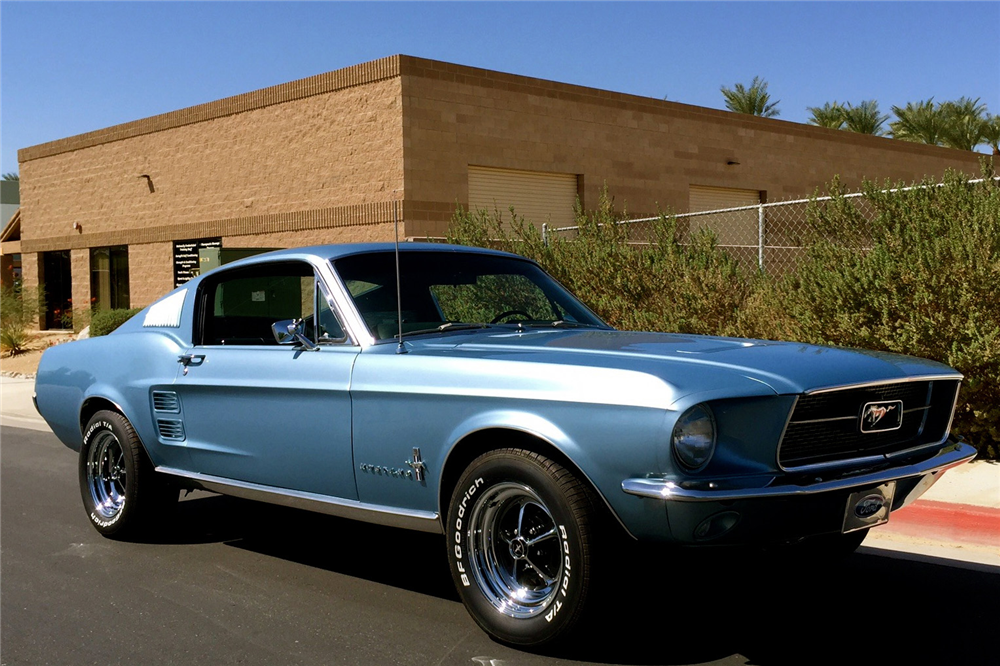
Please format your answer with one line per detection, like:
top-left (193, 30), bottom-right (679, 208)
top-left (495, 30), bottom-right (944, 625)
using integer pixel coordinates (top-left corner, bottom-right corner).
top-left (672, 403), bottom-right (716, 471)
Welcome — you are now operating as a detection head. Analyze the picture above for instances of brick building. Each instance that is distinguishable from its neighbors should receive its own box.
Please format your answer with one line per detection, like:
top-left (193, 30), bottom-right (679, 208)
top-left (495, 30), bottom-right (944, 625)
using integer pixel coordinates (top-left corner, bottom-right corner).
top-left (8, 55), bottom-right (984, 329)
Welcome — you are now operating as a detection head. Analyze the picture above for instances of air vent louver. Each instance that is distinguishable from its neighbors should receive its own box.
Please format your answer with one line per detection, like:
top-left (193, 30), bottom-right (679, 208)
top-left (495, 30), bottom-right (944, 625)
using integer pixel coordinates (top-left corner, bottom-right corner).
top-left (152, 391), bottom-right (180, 413)
top-left (156, 419), bottom-right (186, 442)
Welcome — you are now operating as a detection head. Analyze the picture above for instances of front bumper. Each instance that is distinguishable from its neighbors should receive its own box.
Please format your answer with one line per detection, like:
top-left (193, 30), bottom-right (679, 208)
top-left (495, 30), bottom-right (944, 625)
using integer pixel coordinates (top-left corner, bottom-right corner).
top-left (621, 437), bottom-right (977, 544)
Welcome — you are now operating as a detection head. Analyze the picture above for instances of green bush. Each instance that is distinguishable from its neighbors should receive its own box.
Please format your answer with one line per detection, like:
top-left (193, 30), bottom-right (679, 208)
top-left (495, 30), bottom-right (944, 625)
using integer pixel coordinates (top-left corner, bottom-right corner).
top-left (448, 187), bottom-right (752, 336)
top-left (90, 308), bottom-right (142, 337)
top-left (448, 171), bottom-right (1000, 459)
top-left (0, 285), bottom-right (43, 356)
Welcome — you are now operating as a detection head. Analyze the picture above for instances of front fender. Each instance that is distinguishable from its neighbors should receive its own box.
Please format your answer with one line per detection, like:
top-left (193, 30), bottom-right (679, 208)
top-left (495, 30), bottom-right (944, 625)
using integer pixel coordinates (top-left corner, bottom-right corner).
top-left (437, 404), bottom-right (674, 540)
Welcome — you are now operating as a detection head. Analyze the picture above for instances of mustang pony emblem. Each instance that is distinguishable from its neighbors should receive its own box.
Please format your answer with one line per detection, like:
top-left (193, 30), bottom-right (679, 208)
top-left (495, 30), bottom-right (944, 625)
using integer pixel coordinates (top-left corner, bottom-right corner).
top-left (860, 400), bottom-right (904, 433)
top-left (863, 404), bottom-right (896, 426)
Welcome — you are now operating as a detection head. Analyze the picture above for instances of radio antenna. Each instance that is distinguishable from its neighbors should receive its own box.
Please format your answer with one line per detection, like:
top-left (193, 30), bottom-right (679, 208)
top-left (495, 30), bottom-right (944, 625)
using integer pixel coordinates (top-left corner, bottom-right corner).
top-left (393, 198), bottom-right (406, 354)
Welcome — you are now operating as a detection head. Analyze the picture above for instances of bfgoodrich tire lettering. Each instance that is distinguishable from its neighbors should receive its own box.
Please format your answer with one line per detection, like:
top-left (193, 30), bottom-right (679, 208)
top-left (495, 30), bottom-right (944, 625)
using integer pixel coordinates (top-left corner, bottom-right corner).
top-left (79, 410), bottom-right (176, 539)
top-left (446, 448), bottom-right (597, 647)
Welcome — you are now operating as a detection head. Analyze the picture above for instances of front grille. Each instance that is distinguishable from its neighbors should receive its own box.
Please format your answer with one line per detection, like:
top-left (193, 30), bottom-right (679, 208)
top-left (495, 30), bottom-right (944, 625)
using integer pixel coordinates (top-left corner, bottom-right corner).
top-left (156, 419), bottom-right (186, 442)
top-left (778, 380), bottom-right (959, 469)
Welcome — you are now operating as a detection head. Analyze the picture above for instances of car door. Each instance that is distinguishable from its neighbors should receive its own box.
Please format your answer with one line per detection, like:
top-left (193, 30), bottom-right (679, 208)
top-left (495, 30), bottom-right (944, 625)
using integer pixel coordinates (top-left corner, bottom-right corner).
top-left (173, 259), bottom-right (360, 500)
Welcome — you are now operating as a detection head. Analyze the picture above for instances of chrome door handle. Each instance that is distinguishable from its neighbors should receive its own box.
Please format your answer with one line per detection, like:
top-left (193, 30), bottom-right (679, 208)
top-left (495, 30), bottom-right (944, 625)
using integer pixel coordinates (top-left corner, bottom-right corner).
top-left (178, 354), bottom-right (206, 367)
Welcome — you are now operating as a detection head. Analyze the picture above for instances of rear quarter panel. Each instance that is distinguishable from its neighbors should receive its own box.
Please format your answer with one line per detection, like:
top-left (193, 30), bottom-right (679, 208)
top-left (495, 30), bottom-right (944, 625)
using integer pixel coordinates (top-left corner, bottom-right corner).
top-left (35, 331), bottom-right (187, 467)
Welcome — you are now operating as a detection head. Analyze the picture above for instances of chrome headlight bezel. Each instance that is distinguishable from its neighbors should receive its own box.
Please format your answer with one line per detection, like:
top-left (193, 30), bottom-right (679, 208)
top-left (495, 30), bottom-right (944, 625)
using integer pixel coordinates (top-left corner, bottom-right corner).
top-left (671, 403), bottom-right (717, 472)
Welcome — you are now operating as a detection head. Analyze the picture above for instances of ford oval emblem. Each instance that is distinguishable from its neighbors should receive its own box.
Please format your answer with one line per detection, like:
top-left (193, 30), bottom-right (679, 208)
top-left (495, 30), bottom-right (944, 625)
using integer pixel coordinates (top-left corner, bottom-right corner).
top-left (854, 494), bottom-right (885, 519)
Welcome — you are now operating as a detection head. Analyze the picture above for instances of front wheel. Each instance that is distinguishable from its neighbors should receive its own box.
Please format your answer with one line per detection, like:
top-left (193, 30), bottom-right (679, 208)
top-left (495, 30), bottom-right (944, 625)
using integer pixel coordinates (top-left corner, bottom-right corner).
top-left (79, 410), bottom-right (176, 539)
top-left (446, 448), bottom-right (598, 647)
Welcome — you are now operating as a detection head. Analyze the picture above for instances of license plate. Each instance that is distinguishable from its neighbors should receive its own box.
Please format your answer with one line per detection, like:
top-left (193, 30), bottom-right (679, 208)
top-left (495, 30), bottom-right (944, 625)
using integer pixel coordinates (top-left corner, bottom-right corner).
top-left (842, 481), bottom-right (895, 533)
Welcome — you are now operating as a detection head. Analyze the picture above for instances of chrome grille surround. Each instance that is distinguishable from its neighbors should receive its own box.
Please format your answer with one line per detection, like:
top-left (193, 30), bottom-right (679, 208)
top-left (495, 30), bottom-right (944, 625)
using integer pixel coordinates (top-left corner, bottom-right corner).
top-left (777, 377), bottom-right (961, 471)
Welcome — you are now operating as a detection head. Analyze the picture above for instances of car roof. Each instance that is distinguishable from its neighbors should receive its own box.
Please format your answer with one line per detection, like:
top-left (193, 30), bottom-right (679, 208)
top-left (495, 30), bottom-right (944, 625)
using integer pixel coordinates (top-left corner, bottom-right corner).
top-left (224, 242), bottom-right (526, 266)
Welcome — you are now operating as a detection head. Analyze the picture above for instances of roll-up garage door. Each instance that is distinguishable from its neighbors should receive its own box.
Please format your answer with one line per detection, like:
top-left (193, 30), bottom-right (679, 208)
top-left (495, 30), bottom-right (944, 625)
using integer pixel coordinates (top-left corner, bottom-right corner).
top-left (468, 166), bottom-right (578, 229)
top-left (688, 185), bottom-right (761, 247)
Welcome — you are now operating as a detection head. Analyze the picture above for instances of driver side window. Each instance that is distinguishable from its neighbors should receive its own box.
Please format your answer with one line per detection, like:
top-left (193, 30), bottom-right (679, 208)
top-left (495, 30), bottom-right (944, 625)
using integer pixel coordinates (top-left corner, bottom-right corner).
top-left (198, 262), bottom-right (346, 346)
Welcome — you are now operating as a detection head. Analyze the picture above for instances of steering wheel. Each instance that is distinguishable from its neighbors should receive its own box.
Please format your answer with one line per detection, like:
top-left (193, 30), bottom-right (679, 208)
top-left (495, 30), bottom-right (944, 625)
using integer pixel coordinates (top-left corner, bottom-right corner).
top-left (490, 309), bottom-right (533, 324)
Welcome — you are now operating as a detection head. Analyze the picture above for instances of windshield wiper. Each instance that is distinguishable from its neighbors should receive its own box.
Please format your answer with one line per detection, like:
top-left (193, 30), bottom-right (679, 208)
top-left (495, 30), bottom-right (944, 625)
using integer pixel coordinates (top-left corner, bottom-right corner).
top-left (396, 322), bottom-right (490, 339)
top-left (526, 320), bottom-right (604, 329)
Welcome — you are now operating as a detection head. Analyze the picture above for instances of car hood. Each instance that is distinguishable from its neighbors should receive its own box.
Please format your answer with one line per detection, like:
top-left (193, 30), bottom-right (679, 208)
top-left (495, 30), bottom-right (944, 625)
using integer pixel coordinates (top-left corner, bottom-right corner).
top-left (411, 328), bottom-right (959, 402)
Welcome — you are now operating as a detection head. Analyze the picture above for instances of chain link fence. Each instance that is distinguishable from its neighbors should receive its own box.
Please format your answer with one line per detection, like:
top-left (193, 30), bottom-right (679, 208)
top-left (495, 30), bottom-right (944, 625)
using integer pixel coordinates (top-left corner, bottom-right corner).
top-left (543, 177), bottom-right (997, 274)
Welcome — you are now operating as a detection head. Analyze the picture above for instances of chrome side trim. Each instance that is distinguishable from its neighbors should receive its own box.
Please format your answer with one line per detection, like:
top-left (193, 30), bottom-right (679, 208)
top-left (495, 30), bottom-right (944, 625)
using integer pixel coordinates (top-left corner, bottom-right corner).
top-left (156, 467), bottom-right (443, 534)
top-left (621, 438), bottom-right (976, 502)
top-left (804, 374), bottom-right (962, 395)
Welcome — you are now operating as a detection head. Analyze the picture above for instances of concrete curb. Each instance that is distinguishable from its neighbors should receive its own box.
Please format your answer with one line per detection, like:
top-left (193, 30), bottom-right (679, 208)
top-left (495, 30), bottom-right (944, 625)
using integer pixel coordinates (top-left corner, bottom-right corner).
top-left (881, 499), bottom-right (1000, 549)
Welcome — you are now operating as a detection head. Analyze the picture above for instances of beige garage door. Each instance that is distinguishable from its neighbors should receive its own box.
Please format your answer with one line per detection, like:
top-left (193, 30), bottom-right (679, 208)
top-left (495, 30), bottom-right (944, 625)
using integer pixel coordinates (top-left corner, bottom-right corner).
top-left (688, 185), bottom-right (761, 247)
top-left (468, 166), bottom-right (578, 229)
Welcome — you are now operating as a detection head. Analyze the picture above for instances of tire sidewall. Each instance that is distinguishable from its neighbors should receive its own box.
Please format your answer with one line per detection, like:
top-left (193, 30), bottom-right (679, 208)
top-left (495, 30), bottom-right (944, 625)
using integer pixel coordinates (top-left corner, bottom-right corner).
top-left (446, 451), bottom-right (590, 647)
top-left (79, 411), bottom-right (139, 537)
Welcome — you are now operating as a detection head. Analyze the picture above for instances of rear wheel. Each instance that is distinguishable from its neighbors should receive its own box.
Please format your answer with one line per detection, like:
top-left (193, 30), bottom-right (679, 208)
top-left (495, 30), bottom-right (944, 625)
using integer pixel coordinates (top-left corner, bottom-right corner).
top-left (446, 448), bottom-right (599, 647)
top-left (79, 410), bottom-right (176, 539)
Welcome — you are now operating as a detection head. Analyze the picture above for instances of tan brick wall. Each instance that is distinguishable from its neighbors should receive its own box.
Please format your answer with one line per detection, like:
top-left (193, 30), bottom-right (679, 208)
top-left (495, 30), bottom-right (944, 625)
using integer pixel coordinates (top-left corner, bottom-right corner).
top-left (21, 252), bottom-right (39, 292)
top-left (19, 75), bottom-right (404, 251)
top-left (128, 242), bottom-right (174, 308)
top-left (397, 57), bottom-right (986, 236)
top-left (69, 249), bottom-right (90, 326)
top-left (20, 252), bottom-right (41, 328)
top-left (223, 222), bottom-right (397, 249)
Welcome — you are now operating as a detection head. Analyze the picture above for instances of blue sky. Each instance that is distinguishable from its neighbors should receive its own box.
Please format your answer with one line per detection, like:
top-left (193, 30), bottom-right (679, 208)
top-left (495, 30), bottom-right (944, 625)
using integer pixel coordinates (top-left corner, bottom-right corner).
top-left (2, 1), bottom-right (998, 174)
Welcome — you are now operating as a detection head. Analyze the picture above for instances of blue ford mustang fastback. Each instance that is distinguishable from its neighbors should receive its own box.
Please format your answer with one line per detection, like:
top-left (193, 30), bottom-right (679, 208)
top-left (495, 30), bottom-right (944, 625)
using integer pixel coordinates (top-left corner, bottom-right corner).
top-left (34, 243), bottom-right (976, 646)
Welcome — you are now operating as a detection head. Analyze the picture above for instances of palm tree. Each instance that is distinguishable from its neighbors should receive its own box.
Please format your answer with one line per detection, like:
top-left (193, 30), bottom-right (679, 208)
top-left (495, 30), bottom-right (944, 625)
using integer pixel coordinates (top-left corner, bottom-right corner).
top-left (720, 76), bottom-right (780, 118)
top-left (842, 100), bottom-right (888, 135)
top-left (982, 114), bottom-right (1000, 155)
top-left (940, 97), bottom-right (988, 151)
top-left (807, 102), bottom-right (845, 129)
top-left (1, 172), bottom-right (18, 181)
top-left (890, 99), bottom-right (946, 145)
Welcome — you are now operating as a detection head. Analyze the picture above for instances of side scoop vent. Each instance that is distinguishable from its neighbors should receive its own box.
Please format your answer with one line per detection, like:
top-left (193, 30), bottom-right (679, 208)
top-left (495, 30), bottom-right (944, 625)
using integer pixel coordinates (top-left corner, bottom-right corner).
top-left (152, 391), bottom-right (180, 413)
top-left (156, 419), bottom-right (186, 442)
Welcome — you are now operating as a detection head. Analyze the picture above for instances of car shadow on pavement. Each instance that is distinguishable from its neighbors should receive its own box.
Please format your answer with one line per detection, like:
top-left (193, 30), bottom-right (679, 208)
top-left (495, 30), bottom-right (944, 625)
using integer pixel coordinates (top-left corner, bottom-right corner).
top-left (162, 491), bottom-right (460, 601)
top-left (159, 492), bottom-right (1000, 665)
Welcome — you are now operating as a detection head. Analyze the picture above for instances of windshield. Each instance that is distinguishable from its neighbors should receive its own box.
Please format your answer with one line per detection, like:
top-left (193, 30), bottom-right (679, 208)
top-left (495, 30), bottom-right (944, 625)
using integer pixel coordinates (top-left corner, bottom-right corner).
top-left (332, 250), bottom-right (609, 341)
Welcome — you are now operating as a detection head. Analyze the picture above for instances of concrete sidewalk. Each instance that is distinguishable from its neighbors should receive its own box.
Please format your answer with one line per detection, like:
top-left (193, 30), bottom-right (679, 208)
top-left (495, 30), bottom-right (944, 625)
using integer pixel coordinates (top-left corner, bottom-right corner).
top-left (3, 373), bottom-right (997, 563)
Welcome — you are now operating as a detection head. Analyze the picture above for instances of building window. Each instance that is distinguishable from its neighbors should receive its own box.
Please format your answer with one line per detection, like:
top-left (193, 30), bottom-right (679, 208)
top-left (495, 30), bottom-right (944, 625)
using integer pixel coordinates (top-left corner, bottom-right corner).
top-left (90, 246), bottom-right (130, 310)
top-left (41, 250), bottom-right (72, 330)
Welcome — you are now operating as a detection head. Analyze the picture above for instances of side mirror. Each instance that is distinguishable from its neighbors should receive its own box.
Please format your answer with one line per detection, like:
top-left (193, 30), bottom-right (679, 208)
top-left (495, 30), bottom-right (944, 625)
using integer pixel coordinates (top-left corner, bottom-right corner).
top-left (271, 318), bottom-right (318, 351)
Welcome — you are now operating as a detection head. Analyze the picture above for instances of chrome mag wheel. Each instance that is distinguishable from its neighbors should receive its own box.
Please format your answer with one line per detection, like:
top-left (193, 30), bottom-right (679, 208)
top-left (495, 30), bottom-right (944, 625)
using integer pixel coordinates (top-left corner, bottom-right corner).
top-left (86, 430), bottom-right (128, 520)
top-left (467, 482), bottom-right (563, 619)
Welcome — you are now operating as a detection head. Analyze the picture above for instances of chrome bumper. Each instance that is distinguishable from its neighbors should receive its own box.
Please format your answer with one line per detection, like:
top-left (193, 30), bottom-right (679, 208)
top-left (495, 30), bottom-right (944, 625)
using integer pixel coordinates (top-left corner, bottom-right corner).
top-left (621, 438), bottom-right (977, 502)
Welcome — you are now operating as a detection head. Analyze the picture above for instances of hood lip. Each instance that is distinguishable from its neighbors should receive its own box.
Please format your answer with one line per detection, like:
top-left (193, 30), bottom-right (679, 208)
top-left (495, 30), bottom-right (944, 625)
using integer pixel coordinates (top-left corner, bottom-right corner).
top-left (805, 373), bottom-right (963, 395)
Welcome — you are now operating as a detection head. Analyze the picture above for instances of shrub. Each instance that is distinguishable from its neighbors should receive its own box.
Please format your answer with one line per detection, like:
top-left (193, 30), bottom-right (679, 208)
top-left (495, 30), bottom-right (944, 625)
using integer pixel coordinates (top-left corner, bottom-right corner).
top-left (448, 187), bottom-right (752, 336)
top-left (90, 308), bottom-right (142, 337)
top-left (0, 285), bottom-right (43, 356)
